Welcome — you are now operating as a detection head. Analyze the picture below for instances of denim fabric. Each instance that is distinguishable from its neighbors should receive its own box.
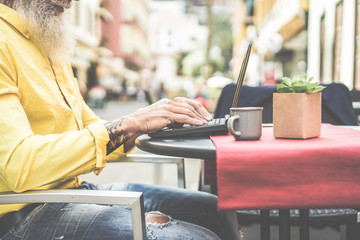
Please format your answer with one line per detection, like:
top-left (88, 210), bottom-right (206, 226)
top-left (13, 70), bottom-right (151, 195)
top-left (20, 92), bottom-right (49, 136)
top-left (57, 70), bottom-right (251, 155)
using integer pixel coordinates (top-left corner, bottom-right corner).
top-left (3, 182), bottom-right (240, 240)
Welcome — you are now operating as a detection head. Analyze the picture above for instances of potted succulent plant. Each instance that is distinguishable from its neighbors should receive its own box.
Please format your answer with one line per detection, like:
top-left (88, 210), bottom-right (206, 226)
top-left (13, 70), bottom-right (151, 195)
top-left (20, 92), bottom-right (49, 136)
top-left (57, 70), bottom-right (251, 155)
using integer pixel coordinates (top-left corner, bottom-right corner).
top-left (273, 75), bottom-right (326, 139)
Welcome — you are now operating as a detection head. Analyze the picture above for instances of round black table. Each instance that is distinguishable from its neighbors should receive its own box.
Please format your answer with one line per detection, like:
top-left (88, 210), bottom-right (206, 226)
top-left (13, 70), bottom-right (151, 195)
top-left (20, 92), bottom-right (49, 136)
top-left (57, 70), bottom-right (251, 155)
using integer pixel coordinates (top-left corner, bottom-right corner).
top-left (134, 133), bottom-right (327, 240)
top-left (135, 134), bottom-right (216, 160)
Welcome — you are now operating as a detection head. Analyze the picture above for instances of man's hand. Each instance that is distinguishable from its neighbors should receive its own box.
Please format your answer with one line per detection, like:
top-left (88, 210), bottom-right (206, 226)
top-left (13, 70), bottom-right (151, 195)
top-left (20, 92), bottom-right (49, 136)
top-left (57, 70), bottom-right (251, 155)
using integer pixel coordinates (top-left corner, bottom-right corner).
top-left (105, 97), bottom-right (212, 154)
top-left (126, 97), bottom-right (212, 134)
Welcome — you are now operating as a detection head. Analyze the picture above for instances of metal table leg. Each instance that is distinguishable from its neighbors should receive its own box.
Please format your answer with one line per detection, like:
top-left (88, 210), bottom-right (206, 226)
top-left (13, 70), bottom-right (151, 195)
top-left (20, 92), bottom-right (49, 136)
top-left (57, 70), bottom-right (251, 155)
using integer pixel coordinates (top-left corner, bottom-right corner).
top-left (300, 209), bottom-right (310, 240)
top-left (279, 209), bottom-right (290, 240)
top-left (261, 210), bottom-right (270, 240)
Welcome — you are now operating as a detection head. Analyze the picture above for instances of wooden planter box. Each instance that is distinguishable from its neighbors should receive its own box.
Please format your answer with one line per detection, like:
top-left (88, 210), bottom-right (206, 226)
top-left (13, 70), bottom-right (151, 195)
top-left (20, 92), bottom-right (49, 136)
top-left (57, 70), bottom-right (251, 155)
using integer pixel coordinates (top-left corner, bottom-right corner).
top-left (273, 92), bottom-right (322, 139)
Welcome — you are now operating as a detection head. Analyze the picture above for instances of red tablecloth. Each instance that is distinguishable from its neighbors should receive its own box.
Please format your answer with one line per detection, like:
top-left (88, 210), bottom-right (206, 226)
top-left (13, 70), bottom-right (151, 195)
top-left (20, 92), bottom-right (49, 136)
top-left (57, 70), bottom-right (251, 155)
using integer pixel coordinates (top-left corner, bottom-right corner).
top-left (210, 124), bottom-right (360, 210)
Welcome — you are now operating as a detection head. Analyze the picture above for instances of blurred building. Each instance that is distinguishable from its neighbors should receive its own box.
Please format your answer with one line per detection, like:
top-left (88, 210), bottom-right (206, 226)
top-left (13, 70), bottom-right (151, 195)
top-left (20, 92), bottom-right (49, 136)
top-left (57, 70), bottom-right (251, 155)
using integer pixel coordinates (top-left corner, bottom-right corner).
top-left (232, 1), bottom-right (252, 83)
top-left (233, 0), bottom-right (309, 85)
top-left (69, 0), bottom-right (103, 95)
top-left (308, 0), bottom-right (359, 90)
top-left (233, 0), bottom-right (360, 91)
top-left (148, 1), bottom-right (208, 90)
top-left (100, 0), bottom-right (152, 96)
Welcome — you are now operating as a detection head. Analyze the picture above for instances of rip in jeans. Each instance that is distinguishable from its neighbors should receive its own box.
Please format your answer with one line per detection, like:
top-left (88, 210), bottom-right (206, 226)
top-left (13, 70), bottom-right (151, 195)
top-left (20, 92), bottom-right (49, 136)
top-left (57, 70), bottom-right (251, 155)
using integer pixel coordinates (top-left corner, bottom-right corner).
top-left (145, 211), bottom-right (178, 240)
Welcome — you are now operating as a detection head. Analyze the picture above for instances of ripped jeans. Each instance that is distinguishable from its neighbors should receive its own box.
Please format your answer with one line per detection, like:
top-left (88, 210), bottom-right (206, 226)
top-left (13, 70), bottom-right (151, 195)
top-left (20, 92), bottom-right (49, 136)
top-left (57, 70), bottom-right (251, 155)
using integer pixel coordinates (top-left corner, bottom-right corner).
top-left (3, 182), bottom-right (241, 240)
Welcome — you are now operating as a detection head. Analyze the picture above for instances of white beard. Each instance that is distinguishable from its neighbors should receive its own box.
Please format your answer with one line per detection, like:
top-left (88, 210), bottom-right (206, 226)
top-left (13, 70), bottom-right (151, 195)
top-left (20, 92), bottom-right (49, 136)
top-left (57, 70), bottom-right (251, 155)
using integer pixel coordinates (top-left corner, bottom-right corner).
top-left (14, 0), bottom-right (76, 66)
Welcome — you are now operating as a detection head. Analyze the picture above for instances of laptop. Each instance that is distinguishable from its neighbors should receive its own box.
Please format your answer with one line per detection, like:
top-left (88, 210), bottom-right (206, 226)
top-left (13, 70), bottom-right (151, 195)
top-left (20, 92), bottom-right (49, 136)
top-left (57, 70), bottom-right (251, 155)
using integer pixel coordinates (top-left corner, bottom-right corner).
top-left (149, 43), bottom-right (252, 138)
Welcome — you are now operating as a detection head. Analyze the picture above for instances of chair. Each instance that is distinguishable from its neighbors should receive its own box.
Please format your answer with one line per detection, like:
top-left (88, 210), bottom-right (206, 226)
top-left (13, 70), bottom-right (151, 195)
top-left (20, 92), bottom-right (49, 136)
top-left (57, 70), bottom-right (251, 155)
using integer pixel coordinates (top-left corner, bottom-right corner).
top-left (0, 152), bottom-right (186, 240)
top-left (350, 89), bottom-right (360, 124)
top-left (123, 153), bottom-right (186, 188)
top-left (214, 84), bottom-right (275, 123)
top-left (212, 82), bottom-right (360, 240)
top-left (0, 189), bottom-right (146, 240)
top-left (321, 83), bottom-right (358, 125)
top-left (214, 82), bottom-right (358, 125)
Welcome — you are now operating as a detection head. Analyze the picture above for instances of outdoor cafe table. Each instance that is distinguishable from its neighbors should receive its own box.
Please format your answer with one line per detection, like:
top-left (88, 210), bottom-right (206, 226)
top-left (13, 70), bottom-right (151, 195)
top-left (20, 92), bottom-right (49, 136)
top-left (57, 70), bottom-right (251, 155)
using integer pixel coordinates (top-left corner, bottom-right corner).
top-left (136, 124), bottom-right (360, 240)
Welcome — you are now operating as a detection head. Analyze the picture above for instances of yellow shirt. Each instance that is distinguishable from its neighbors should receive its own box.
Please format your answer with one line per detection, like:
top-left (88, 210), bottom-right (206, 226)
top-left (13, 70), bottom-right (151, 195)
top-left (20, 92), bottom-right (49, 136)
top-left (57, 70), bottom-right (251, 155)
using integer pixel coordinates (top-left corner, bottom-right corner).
top-left (0, 5), bottom-right (125, 215)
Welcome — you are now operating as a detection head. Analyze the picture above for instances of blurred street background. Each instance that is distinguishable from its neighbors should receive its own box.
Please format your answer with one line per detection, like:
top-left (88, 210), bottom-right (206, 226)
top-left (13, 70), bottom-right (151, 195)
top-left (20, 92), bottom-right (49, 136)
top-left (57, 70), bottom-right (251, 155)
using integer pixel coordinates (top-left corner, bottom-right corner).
top-left (76, 0), bottom-right (360, 188)
top-left (70, 0), bottom-right (360, 121)
top-left (73, 1), bottom-right (360, 239)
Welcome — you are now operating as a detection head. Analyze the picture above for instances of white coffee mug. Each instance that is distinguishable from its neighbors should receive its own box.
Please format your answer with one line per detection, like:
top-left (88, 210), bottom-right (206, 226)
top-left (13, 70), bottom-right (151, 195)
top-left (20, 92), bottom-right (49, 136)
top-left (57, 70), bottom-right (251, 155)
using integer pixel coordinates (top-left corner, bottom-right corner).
top-left (227, 107), bottom-right (263, 141)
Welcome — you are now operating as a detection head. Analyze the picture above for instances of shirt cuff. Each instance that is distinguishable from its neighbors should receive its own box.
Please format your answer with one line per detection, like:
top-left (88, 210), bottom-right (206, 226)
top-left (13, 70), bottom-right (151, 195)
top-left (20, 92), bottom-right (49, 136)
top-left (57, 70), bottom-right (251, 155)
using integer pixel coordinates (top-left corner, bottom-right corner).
top-left (106, 144), bottom-right (134, 162)
top-left (86, 122), bottom-right (109, 169)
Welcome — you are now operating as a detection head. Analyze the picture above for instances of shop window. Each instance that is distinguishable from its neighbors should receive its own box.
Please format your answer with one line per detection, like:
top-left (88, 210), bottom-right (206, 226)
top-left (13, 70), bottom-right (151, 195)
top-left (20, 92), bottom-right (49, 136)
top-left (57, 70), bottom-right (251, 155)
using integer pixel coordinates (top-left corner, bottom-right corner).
top-left (333, 1), bottom-right (343, 82)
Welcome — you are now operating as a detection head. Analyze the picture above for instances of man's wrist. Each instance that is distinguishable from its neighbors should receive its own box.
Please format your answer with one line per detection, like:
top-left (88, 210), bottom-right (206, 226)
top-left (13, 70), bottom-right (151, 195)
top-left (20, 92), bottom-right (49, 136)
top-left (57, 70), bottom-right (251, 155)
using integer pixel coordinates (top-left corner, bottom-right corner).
top-left (105, 118), bottom-right (130, 155)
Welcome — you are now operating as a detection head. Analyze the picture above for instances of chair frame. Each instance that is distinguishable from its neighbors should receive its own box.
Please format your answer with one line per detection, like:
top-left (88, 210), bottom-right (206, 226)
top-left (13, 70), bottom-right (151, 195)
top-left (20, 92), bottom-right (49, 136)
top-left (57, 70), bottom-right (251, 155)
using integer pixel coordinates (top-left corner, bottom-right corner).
top-left (0, 153), bottom-right (186, 240)
top-left (0, 189), bottom-right (146, 240)
top-left (125, 153), bottom-right (186, 188)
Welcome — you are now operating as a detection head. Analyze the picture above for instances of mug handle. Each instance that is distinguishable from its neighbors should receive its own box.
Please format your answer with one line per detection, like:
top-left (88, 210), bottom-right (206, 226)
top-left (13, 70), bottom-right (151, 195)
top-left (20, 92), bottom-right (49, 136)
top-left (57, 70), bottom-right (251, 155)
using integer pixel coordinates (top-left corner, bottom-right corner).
top-left (227, 116), bottom-right (241, 139)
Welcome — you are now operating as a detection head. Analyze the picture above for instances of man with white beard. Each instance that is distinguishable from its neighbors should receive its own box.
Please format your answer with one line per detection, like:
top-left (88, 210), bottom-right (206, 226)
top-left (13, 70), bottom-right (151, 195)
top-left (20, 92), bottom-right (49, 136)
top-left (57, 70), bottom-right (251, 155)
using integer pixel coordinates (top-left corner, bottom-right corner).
top-left (0, 0), bottom-right (241, 239)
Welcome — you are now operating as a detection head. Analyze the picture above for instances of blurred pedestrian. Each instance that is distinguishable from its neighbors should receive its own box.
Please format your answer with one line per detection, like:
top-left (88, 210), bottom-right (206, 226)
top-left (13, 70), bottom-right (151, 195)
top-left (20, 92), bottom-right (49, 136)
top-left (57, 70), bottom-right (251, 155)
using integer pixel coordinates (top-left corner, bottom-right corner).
top-left (158, 82), bottom-right (166, 99)
top-left (88, 85), bottom-right (107, 108)
top-left (120, 79), bottom-right (128, 101)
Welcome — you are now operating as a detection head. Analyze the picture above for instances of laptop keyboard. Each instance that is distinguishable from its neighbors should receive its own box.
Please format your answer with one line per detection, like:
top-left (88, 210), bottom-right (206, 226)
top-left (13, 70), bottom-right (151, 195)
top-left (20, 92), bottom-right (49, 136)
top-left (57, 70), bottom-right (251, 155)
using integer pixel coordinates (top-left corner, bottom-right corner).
top-left (148, 118), bottom-right (228, 138)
